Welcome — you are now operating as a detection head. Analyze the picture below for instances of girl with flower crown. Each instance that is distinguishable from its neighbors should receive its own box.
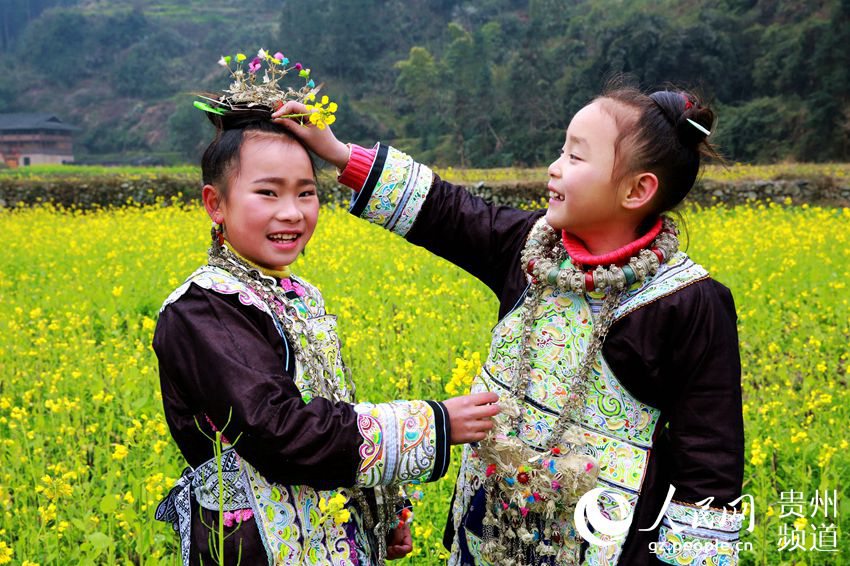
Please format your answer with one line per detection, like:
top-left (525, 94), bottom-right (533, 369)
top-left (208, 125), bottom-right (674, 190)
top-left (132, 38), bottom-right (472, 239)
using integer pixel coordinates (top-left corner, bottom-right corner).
top-left (153, 108), bottom-right (502, 565)
top-left (274, 84), bottom-right (745, 565)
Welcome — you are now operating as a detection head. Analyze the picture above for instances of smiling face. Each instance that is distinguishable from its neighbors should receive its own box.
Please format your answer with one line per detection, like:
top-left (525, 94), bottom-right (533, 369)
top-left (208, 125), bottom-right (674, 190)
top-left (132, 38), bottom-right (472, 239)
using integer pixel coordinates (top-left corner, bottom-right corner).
top-left (206, 133), bottom-right (319, 269)
top-left (545, 100), bottom-right (626, 236)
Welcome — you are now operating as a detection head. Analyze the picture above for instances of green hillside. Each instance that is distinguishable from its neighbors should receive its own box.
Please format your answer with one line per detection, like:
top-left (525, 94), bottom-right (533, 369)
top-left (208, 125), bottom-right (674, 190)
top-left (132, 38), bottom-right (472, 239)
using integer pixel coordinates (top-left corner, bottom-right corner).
top-left (1, 0), bottom-right (847, 166)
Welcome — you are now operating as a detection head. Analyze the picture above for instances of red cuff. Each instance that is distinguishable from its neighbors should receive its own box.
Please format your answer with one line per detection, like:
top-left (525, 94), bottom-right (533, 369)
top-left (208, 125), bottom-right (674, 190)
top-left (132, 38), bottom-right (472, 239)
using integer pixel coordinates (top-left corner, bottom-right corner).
top-left (337, 143), bottom-right (378, 192)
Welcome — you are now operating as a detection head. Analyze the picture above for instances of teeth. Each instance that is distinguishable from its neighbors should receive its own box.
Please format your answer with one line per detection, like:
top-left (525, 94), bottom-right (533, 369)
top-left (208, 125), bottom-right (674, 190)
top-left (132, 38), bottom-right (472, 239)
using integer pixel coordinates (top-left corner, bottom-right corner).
top-left (549, 191), bottom-right (564, 201)
top-left (269, 234), bottom-right (298, 241)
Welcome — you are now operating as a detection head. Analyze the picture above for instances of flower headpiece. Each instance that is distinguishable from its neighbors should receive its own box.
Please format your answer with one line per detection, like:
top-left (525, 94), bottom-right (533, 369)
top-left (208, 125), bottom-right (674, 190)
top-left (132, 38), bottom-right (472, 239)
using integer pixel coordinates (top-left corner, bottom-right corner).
top-left (194, 49), bottom-right (338, 129)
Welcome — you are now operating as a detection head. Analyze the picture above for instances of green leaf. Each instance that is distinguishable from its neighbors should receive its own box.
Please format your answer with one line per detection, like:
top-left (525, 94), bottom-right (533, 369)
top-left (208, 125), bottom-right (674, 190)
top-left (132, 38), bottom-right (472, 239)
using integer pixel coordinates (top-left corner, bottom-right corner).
top-left (122, 506), bottom-right (138, 522)
top-left (86, 531), bottom-right (112, 552)
top-left (193, 101), bottom-right (225, 115)
top-left (99, 494), bottom-right (118, 514)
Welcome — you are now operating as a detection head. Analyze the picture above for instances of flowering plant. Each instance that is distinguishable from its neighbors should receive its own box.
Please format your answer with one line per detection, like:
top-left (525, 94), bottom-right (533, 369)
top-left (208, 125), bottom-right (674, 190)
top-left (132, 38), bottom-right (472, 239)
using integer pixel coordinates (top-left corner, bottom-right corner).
top-left (194, 48), bottom-right (338, 130)
top-left (318, 491), bottom-right (352, 524)
top-left (303, 94), bottom-right (338, 130)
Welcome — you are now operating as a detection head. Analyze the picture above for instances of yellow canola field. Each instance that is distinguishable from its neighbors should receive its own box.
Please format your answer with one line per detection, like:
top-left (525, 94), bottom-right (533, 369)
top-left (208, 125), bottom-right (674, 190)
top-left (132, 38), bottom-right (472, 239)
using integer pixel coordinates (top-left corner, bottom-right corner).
top-left (0, 201), bottom-right (848, 564)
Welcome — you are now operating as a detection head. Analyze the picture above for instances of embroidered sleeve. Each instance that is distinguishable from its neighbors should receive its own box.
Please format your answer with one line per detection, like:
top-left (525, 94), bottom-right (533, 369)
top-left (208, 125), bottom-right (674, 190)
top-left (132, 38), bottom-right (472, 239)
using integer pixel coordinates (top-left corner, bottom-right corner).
top-left (344, 142), bottom-right (541, 301)
top-left (353, 399), bottom-right (450, 486)
top-left (655, 500), bottom-right (745, 564)
top-left (348, 144), bottom-right (434, 237)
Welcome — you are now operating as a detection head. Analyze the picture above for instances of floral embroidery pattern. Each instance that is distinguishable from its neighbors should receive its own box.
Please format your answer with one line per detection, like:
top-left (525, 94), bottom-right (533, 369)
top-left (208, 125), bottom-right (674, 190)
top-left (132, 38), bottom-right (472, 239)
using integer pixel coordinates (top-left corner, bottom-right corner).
top-left (355, 146), bottom-right (433, 237)
top-left (656, 527), bottom-right (738, 565)
top-left (390, 160), bottom-right (433, 237)
top-left (614, 252), bottom-right (709, 320)
top-left (161, 266), bottom-right (273, 316)
top-left (353, 401), bottom-right (438, 486)
top-left (655, 499), bottom-right (746, 564)
top-left (665, 500), bottom-right (746, 531)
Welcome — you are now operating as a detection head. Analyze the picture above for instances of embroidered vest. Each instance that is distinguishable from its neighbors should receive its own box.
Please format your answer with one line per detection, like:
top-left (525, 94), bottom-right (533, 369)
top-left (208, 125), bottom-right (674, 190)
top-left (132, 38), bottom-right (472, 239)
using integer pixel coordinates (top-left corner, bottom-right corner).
top-left (450, 252), bottom-right (708, 566)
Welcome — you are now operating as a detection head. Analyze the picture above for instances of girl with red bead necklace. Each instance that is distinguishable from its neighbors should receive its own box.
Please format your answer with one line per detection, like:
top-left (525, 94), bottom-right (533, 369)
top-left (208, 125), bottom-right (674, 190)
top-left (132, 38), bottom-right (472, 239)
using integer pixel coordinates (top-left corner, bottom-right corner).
top-left (274, 84), bottom-right (744, 566)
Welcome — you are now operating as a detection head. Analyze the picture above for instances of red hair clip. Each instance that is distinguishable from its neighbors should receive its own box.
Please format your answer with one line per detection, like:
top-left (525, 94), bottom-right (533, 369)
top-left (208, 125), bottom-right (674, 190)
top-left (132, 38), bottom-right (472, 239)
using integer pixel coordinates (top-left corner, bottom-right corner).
top-left (682, 93), bottom-right (693, 110)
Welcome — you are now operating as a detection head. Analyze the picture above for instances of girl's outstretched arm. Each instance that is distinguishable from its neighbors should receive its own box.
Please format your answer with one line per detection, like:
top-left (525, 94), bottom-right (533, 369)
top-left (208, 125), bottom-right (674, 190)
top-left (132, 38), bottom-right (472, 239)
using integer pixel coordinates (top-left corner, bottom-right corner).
top-left (274, 102), bottom-right (542, 306)
top-left (155, 285), bottom-right (498, 490)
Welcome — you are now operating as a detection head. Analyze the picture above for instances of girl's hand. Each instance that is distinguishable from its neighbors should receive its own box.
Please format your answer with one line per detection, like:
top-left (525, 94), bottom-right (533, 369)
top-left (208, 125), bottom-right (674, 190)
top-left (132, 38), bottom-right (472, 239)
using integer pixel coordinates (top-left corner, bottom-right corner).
top-left (272, 101), bottom-right (350, 170)
top-left (386, 521), bottom-right (413, 560)
top-left (442, 391), bottom-right (500, 444)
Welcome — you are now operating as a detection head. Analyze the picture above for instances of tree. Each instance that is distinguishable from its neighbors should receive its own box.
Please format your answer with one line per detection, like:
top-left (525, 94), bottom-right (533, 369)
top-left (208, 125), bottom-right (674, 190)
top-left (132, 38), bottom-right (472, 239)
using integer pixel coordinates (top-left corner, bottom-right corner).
top-left (713, 97), bottom-right (802, 162)
top-left (114, 28), bottom-right (187, 99)
top-left (168, 97), bottom-right (214, 162)
top-left (395, 47), bottom-right (444, 138)
top-left (17, 9), bottom-right (91, 86)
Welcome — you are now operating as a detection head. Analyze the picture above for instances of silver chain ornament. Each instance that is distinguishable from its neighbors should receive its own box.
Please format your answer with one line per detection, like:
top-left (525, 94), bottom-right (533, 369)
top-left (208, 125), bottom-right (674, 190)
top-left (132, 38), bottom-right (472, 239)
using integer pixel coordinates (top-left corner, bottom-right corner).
top-left (207, 241), bottom-right (401, 564)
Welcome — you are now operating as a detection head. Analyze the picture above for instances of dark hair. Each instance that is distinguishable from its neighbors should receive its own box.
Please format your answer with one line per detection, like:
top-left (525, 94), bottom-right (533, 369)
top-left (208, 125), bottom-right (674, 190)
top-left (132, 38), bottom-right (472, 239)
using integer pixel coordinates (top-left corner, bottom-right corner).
top-left (200, 107), bottom-right (316, 198)
top-left (595, 84), bottom-right (719, 216)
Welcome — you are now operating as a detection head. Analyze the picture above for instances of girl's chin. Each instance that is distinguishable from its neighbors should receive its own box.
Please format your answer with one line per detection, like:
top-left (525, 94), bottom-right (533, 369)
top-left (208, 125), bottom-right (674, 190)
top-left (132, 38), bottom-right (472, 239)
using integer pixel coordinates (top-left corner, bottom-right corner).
top-left (268, 252), bottom-right (299, 267)
top-left (230, 247), bottom-right (298, 271)
top-left (544, 210), bottom-right (568, 231)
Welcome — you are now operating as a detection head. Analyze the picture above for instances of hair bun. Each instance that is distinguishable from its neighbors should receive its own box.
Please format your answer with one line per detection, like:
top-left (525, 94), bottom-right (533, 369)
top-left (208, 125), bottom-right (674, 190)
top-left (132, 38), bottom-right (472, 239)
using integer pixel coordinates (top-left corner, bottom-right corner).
top-left (206, 106), bottom-right (274, 133)
top-left (676, 99), bottom-right (714, 149)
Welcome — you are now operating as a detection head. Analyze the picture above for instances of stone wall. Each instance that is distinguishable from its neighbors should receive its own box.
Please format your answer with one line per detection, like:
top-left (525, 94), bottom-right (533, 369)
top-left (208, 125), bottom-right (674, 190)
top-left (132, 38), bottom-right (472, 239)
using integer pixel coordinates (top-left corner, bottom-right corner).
top-left (0, 175), bottom-right (198, 209)
top-left (460, 177), bottom-right (850, 209)
top-left (0, 174), bottom-right (848, 209)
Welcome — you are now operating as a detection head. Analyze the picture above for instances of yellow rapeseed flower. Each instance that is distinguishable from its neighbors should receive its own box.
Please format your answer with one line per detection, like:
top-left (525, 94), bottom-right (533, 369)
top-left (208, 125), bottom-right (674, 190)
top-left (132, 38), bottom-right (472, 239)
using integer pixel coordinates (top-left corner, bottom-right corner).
top-left (749, 439), bottom-right (766, 467)
top-left (445, 351), bottom-right (482, 395)
top-left (38, 503), bottom-right (57, 523)
top-left (304, 95), bottom-right (338, 130)
top-left (153, 440), bottom-right (168, 454)
top-left (789, 430), bottom-right (808, 444)
top-left (112, 444), bottom-right (129, 460)
top-left (2, 187), bottom-right (850, 560)
top-left (318, 491), bottom-right (350, 524)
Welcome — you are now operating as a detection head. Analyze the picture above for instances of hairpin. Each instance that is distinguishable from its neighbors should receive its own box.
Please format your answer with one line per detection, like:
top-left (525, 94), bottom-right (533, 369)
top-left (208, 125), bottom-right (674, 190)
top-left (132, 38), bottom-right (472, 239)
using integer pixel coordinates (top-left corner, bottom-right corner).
top-left (686, 118), bottom-right (711, 136)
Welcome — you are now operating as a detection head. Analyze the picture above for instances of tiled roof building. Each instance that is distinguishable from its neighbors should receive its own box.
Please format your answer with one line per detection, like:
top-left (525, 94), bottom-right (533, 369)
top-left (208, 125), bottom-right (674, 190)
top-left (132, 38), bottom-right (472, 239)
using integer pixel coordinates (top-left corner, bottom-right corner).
top-left (0, 113), bottom-right (78, 167)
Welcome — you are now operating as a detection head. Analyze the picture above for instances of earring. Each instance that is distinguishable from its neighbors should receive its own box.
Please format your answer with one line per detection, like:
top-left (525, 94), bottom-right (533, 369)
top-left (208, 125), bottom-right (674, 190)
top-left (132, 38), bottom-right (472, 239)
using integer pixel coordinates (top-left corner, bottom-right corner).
top-left (211, 221), bottom-right (225, 247)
